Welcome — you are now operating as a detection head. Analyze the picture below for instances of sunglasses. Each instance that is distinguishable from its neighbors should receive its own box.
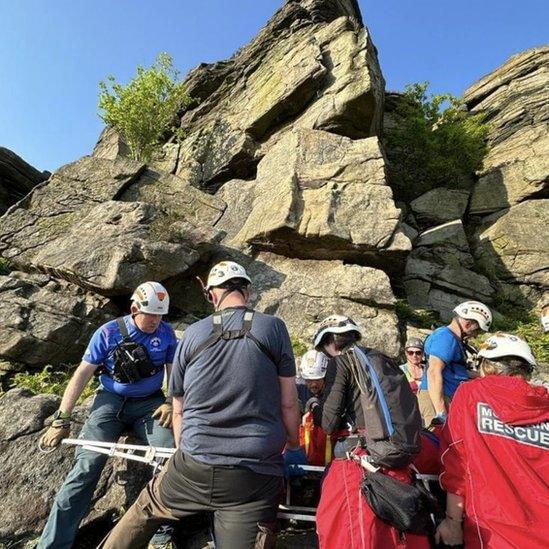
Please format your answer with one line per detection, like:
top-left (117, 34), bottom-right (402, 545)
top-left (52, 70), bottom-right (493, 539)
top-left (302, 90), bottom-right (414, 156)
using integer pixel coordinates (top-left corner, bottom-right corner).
top-left (406, 350), bottom-right (423, 356)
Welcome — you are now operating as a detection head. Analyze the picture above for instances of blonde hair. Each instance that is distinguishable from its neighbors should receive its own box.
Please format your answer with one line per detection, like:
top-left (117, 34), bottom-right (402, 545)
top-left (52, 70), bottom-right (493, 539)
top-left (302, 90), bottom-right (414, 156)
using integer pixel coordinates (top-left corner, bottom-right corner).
top-left (480, 357), bottom-right (533, 380)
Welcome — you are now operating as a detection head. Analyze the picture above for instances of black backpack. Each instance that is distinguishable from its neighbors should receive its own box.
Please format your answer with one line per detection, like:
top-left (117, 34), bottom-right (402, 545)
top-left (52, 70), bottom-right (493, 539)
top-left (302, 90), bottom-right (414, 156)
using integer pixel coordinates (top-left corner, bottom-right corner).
top-left (340, 346), bottom-right (422, 468)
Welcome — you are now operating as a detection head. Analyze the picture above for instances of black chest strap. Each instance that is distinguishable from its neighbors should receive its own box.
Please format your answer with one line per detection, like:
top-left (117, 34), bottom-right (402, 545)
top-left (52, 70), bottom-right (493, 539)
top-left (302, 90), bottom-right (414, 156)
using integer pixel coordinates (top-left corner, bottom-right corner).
top-left (186, 309), bottom-right (277, 366)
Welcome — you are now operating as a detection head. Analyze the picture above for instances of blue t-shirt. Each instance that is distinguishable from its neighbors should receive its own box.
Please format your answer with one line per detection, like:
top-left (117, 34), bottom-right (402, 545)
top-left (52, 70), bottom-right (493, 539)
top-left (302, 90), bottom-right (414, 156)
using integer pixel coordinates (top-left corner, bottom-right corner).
top-left (83, 315), bottom-right (178, 397)
top-left (170, 307), bottom-right (296, 476)
top-left (419, 326), bottom-right (468, 398)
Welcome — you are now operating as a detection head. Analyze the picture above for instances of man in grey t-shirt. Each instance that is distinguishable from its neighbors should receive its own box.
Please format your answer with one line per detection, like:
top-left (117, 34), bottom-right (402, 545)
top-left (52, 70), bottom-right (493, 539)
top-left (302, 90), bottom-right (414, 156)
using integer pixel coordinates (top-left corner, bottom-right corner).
top-left (101, 261), bottom-right (305, 549)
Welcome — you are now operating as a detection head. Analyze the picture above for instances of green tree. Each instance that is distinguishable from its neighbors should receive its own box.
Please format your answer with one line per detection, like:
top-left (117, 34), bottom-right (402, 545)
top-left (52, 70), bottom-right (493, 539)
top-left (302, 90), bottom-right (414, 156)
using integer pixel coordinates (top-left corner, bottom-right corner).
top-left (385, 82), bottom-right (488, 202)
top-left (98, 53), bottom-right (193, 162)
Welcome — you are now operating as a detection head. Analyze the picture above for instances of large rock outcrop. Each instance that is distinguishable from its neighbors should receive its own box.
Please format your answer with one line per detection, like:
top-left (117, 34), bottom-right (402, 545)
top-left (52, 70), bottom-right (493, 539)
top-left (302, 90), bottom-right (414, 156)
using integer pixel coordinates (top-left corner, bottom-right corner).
top-left (472, 200), bottom-right (548, 306)
top-left (0, 271), bottom-right (118, 368)
top-left (0, 157), bottom-right (225, 295)
top-left (0, 147), bottom-right (48, 215)
top-left (171, 0), bottom-right (383, 190)
top-left (465, 47), bottom-right (549, 216)
top-left (223, 129), bottom-right (409, 269)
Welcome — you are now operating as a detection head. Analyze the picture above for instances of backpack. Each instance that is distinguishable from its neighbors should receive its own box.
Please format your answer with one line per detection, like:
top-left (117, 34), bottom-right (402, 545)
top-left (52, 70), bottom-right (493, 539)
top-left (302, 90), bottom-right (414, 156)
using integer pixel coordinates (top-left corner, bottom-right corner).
top-left (341, 346), bottom-right (422, 468)
top-left (185, 309), bottom-right (277, 366)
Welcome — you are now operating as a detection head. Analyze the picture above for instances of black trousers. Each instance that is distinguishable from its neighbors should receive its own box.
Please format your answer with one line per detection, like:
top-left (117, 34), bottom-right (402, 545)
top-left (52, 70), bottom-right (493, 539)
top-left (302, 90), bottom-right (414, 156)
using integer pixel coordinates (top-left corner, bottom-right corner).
top-left (99, 451), bottom-right (282, 549)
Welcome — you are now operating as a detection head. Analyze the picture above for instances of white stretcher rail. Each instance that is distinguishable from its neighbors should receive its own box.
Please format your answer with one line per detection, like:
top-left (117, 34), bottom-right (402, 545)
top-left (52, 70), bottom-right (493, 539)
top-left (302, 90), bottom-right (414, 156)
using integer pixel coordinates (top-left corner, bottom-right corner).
top-left (61, 439), bottom-right (322, 522)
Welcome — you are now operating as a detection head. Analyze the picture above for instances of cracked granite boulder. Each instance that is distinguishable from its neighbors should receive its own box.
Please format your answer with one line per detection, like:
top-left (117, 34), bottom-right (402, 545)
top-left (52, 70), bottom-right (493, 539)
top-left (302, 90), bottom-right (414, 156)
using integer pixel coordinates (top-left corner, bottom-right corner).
top-left (222, 129), bottom-right (410, 272)
top-left (465, 47), bottom-right (549, 216)
top-left (472, 199), bottom-right (549, 306)
top-left (0, 271), bottom-right (118, 368)
top-left (0, 157), bottom-right (225, 294)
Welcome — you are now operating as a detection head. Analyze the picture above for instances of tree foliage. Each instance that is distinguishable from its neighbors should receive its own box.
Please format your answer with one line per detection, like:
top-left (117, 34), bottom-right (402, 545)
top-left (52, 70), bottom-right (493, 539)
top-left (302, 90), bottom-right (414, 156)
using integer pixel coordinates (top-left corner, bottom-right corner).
top-left (98, 53), bottom-right (193, 162)
top-left (386, 82), bottom-right (488, 202)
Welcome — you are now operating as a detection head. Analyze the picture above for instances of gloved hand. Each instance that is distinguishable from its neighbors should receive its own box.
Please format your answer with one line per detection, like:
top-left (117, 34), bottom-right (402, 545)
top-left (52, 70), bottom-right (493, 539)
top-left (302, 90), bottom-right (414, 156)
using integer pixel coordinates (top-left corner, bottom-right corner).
top-left (40, 419), bottom-right (71, 448)
top-left (152, 402), bottom-right (173, 429)
top-left (283, 447), bottom-right (307, 478)
top-left (305, 396), bottom-right (320, 413)
top-left (431, 411), bottom-right (448, 427)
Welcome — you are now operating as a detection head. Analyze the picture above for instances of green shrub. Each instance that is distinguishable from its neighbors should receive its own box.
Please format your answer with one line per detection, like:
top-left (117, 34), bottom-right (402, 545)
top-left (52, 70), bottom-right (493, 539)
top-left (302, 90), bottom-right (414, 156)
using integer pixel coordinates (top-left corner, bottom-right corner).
top-left (0, 258), bottom-right (11, 275)
top-left (11, 365), bottom-right (97, 401)
top-left (291, 337), bottom-right (309, 358)
top-left (385, 82), bottom-right (488, 202)
top-left (98, 53), bottom-right (193, 162)
top-left (395, 299), bottom-right (439, 330)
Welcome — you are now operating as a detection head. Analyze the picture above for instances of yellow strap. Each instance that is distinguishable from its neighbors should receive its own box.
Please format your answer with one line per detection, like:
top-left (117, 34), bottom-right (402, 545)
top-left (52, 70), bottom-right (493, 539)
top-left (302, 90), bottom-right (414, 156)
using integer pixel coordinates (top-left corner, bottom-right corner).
top-left (324, 435), bottom-right (332, 464)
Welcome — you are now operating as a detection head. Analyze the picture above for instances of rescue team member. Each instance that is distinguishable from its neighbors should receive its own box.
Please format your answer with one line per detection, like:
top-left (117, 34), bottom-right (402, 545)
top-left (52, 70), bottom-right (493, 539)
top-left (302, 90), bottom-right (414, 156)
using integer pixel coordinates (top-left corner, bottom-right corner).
top-left (436, 333), bottom-right (549, 548)
top-left (399, 338), bottom-right (425, 394)
top-left (418, 300), bottom-right (492, 427)
top-left (99, 261), bottom-right (305, 549)
top-left (38, 282), bottom-right (177, 549)
top-left (312, 316), bottom-right (428, 549)
top-left (298, 350), bottom-right (333, 466)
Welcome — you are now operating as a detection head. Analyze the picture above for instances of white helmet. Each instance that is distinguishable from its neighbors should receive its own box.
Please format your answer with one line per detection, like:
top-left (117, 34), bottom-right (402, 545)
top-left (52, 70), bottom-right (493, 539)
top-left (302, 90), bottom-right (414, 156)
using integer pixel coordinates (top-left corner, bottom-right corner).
top-left (300, 350), bottom-right (328, 380)
top-left (206, 261), bottom-right (251, 290)
top-left (313, 315), bottom-right (362, 349)
top-left (541, 303), bottom-right (549, 333)
top-left (131, 282), bottom-right (169, 315)
top-left (478, 332), bottom-right (537, 368)
top-left (453, 301), bottom-right (492, 332)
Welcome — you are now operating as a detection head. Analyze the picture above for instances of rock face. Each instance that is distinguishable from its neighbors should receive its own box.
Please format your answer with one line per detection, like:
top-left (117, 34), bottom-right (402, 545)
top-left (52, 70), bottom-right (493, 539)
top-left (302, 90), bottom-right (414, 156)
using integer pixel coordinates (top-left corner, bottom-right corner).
top-left (409, 188), bottom-right (470, 229)
top-left (173, 0), bottom-right (383, 190)
top-left (0, 158), bottom-right (225, 295)
top-left (0, 147), bottom-right (48, 214)
top-left (463, 47), bottom-right (548, 306)
top-left (472, 200), bottom-right (549, 306)
top-left (250, 252), bottom-right (401, 357)
top-left (465, 47), bottom-right (549, 216)
top-left (0, 271), bottom-right (118, 368)
top-left (0, 389), bottom-right (155, 546)
top-left (225, 129), bottom-right (409, 268)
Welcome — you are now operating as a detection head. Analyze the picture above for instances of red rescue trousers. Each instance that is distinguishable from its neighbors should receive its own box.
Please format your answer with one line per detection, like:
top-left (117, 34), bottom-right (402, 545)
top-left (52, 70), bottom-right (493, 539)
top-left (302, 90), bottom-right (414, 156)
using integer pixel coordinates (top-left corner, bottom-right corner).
top-left (316, 458), bottom-right (430, 549)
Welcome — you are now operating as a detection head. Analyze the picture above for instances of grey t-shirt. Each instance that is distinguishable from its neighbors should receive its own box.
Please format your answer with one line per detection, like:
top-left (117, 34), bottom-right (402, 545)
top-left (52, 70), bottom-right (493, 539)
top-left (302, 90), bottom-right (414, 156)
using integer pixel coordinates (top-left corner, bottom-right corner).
top-left (169, 307), bottom-right (296, 476)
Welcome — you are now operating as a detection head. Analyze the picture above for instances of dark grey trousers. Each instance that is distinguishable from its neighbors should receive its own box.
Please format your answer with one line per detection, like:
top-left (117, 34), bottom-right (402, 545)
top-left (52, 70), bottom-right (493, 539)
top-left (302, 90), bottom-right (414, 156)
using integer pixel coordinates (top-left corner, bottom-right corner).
top-left (99, 451), bottom-right (282, 549)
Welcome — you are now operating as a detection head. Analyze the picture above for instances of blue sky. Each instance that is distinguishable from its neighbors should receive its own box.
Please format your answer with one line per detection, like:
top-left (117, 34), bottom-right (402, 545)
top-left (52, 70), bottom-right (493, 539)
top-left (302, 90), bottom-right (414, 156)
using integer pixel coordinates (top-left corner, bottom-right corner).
top-left (1, 0), bottom-right (547, 172)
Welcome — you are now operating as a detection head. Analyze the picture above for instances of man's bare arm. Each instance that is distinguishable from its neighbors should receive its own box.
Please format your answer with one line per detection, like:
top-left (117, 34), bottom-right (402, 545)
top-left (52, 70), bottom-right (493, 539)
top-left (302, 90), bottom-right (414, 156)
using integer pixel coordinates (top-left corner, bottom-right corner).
top-left (172, 396), bottom-right (184, 448)
top-left (427, 356), bottom-right (446, 414)
top-left (279, 376), bottom-right (300, 448)
top-left (59, 361), bottom-right (98, 415)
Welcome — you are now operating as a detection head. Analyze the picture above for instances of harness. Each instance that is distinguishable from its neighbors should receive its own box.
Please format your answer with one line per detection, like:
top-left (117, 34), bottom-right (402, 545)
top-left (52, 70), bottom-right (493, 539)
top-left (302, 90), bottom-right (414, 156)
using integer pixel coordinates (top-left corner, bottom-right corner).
top-left (103, 318), bottom-right (160, 384)
top-left (185, 309), bottom-right (277, 366)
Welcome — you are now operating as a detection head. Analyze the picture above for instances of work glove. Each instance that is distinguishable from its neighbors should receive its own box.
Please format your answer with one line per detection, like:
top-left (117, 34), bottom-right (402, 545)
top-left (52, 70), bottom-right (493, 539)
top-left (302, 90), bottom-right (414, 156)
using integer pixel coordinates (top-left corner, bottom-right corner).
top-left (152, 402), bottom-right (173, 429)
top-left (283, 447), bottom-right (307, 478)
top-left (305, 396), bottom-right (320, 413)
top-left (40, 419), bottom-right (71, 448)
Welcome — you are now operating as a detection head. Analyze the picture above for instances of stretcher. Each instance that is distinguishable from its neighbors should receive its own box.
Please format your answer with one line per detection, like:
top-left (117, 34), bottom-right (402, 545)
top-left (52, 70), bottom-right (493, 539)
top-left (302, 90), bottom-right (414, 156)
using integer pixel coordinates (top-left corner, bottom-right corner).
top-left (62, 439), bottom-right (438, 523)
top-left (61, 439), bottom-right (327, 522)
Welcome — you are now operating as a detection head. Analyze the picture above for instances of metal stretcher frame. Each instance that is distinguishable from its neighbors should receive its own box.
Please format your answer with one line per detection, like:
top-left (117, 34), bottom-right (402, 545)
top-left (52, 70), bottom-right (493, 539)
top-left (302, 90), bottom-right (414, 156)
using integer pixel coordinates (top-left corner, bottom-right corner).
top-left (62, 440), bottom-right (326, 521)
top-left (61, 440), bottom-right (438, 523)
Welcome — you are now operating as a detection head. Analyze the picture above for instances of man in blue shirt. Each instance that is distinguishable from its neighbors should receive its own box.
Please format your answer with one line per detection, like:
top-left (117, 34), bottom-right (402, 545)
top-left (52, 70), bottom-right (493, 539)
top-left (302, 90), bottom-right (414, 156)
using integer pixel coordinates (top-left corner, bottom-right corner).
top-left (418, 300), bottom-right (492, 427)
top-left (100, 261), bottom-right (305, 549)
top-left (38, 281), bottom-right (177, 549)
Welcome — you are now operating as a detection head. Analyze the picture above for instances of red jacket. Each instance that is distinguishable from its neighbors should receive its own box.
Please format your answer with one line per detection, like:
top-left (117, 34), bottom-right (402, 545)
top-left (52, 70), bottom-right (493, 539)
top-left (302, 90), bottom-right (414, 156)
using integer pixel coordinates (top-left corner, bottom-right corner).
top-left (440, 376), bottom-right (549, 548)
